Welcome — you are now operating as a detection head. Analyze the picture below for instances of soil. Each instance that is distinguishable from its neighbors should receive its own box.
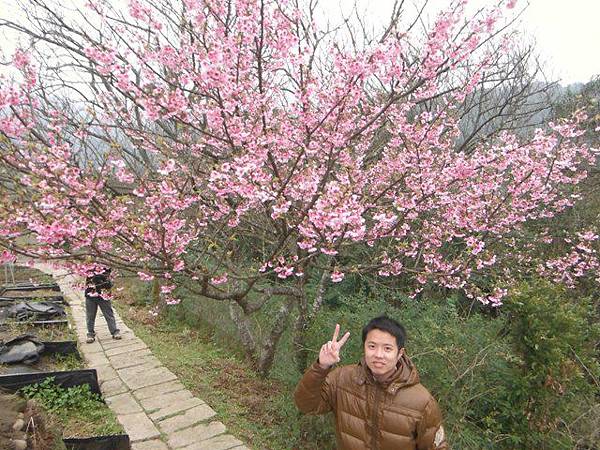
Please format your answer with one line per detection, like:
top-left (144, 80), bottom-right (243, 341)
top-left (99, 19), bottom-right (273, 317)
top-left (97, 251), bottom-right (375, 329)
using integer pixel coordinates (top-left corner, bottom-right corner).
top-left (0, 390), bottom-right (27, 450)
top-left (0, 396), bottom-right (65, 450)
top-left (1, 290), bottom-right (63, 299)
top-left (0, 323), bottom-right (73, 342)
top-left (24, 401), bottom-right (66, 450)
top-left (2, 266), bottom-right (55, 286)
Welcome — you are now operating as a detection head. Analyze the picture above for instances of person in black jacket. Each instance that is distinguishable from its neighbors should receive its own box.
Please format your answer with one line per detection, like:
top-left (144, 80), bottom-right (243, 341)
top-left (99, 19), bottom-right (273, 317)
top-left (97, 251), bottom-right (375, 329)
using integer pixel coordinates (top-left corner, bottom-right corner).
top-left (85, 267), bottom-right (121, 343)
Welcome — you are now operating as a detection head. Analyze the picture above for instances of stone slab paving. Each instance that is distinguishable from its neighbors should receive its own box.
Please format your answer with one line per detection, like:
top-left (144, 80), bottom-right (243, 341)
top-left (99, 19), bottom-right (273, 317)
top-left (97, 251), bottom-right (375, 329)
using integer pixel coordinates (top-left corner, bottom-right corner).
top-left (140, 389), bottom-right (197, 411)
top-left (167, 421), bottom-right (226, 448)
top-left (101, 377), bottom-right (130, 397)
top-left (134, 380), bottom-right (187, 399)
top-left (149, 398), bottom-right (206, 422)
top-left (131, 439), bottom-right (169, 450)
top-left (34, 262), bottom-right (250, 450)
top-left (157, 403), bottom-right (217, 434)
top-left (132, 440), bottom-right (170, 450)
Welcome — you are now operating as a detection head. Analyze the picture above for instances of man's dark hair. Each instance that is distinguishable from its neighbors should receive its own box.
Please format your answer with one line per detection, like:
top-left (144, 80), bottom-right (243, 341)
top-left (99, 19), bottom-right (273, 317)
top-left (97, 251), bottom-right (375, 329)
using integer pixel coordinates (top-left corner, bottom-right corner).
top-left (362, 316), bottom-right (407, 349)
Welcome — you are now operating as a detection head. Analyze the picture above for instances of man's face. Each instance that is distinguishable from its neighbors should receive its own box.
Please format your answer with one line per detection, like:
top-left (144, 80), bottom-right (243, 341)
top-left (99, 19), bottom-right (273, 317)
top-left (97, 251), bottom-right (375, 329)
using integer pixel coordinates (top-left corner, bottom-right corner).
top-left (364, 328), bottom-right (403, 378)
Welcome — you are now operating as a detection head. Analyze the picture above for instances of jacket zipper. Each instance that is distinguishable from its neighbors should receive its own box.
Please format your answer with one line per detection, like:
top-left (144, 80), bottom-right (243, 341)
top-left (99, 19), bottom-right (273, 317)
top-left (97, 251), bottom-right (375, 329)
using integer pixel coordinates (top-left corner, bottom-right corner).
top-left (371, 385), bottom-right (382, 449)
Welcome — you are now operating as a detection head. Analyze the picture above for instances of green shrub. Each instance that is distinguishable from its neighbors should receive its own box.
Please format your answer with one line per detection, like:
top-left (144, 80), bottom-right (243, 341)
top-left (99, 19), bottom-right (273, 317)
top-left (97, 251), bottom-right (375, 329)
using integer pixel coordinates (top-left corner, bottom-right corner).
top-left (290, 283), bottom-right (599, 449)
top-left (121, 273), bottom-right (599, 449)
top-left (499, 280), bottom-right (600, 449)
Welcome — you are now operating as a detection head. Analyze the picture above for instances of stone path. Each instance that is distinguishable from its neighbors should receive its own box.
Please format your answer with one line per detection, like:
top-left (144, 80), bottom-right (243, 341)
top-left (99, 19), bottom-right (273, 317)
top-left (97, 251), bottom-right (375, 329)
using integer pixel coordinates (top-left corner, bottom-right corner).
top-left (34, 263), bottom-right (250, 450)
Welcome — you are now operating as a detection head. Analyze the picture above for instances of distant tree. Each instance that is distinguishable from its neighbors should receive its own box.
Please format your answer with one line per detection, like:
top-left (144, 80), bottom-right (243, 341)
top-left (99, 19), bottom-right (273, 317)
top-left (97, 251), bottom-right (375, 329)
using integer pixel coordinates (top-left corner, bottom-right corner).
top-left (530, 77), bottom-right (600, 295)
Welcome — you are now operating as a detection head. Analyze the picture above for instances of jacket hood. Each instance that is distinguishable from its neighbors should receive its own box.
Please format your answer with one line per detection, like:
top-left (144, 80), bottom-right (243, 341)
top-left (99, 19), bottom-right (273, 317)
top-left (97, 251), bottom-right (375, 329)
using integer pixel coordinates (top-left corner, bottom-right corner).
top-left (355, 353), bottom-right (420, 393)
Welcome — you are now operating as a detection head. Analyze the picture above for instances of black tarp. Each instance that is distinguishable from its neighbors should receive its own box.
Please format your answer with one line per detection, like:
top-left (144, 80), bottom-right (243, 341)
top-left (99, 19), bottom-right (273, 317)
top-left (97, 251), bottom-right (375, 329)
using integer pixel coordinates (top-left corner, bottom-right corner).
top-left (0, 335), bottom-right (45, 364)
top-left (4, 301), bottom-right (66, 322)
top-left (43, 341), bottom-right (79, 356)
top-left (0, 339), bottom-right (79, 363)
top-left (0, 369), bottom-right (101, 396)
top-left (0, 340), bottom-right (80, 374)
top-left (64, 435), bottom-right (131, 450)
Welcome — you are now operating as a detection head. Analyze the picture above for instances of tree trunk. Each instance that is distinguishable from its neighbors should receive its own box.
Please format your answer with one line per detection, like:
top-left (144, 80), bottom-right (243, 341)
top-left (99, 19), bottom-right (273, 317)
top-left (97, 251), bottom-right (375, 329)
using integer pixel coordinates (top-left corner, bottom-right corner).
top-left (228, 300), bottom-right (258, 367)
top-left (256, 295), bottom-right (295, 377)
top-left (151, 278), bottom-right (160, 305)
top-left (293, 269), bottom-right (329, 373)
top-left (293, 292), bottom-right (309, 373)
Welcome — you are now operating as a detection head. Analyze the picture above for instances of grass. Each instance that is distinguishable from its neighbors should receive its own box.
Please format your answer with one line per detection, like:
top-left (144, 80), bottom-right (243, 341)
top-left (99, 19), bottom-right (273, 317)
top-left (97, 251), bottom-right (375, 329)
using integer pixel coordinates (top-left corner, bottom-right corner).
top-left (50, 353), bottom-right (84, 372)
top-left (0, 321), bottom-right (76, 341)
top-left (112, 275), bottom-right (339, 450)
top-left (114, 305), bottom-right (294, 449)
top-left (59, 407), bottom-right (123, 438)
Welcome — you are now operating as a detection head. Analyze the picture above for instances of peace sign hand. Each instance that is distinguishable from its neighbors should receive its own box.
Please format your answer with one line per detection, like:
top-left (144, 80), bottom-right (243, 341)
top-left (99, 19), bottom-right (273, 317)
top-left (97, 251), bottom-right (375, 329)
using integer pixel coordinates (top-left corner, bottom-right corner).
top-left (318, 324), bottom-right (350, 369)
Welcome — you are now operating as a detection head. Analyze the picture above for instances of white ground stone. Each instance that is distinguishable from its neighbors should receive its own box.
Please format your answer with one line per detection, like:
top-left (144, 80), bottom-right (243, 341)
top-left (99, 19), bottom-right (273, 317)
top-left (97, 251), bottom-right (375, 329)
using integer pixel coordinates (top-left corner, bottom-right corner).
top-left (166, 421), bottom-right (226, 448)
top-left (106, 392), bottom-right (143, 415)
top-left (117, 412), bottom-right (160, 442)
top-left (157, 404), bottom-right (217, 434)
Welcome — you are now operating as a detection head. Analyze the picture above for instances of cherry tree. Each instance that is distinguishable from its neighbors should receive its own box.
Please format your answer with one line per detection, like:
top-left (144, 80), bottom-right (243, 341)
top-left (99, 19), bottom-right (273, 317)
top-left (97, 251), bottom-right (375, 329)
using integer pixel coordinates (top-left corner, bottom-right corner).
top-left (0, 0), bottom-right (596, 374)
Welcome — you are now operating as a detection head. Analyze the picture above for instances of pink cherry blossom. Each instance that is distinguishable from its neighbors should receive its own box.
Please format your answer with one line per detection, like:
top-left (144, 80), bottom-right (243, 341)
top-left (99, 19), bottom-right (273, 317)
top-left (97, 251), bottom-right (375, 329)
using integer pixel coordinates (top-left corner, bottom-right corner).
top-left (0, 0), bottom-right (596, 327)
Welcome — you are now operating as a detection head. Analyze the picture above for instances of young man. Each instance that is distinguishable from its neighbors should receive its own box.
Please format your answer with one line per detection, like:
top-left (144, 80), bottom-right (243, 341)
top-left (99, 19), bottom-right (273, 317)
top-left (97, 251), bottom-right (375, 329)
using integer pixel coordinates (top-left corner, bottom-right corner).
top-left (85, 267), bottom-right (121, 343)
top-left (294, 316), bottom-right (448, 450)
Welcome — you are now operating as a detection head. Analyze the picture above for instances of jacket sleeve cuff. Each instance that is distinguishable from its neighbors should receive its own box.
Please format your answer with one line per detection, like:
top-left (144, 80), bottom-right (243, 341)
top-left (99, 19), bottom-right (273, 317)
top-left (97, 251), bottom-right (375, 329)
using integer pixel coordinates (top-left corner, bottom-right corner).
top-left (311, 359), bottom-right (333, 375)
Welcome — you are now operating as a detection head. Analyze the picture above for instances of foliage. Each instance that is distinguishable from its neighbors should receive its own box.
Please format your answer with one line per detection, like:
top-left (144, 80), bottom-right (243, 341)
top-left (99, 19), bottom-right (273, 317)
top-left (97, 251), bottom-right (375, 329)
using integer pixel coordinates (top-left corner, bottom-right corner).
top-left (498, 280), bottom-right (600, 448)
top-left (533, 76), bottom-right (600, 295)
top-left (553, 77), bottom-right (600, 142)
top-left (19, 377), bottom-right (100, 413)
top-left (296, 285), bottom-right (599, 449)
top-left (19, 377), bottom-right (123, 438)
top-left (115, 273), bottom-right (600, 449)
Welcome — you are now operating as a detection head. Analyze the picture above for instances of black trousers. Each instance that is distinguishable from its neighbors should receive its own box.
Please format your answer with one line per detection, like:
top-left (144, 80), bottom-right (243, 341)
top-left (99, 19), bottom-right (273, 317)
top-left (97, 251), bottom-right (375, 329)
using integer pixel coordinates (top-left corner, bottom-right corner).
top-left (85, 295), bottom-right (119, 336)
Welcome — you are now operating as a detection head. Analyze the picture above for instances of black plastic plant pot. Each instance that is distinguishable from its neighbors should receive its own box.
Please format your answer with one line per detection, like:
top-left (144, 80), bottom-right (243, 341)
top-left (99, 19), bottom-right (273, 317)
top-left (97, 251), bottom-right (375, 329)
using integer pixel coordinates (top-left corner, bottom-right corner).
top-left (63, 434), bottom-right (131, 450)
top-left (0, 368), bottom-right (102, 396)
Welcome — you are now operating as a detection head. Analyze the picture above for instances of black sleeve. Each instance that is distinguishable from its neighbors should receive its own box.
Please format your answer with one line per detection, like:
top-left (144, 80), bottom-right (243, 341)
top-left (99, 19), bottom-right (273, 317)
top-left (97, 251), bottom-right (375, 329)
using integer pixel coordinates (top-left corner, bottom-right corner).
top-left (87, 269), bottom-right (113, 295)
top-left (94, 272), bottom-right (112, 291)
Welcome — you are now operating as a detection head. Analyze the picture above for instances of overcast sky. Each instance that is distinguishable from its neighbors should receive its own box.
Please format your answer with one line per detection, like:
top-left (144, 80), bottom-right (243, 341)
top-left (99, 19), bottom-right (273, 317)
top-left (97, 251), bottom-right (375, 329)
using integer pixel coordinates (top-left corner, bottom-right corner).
top-left (523, 0), bottom-right (600, 84)
top-left (2, 0), bottom-right (599, 85)
top-left (329, 0), bottom-right (600, 85)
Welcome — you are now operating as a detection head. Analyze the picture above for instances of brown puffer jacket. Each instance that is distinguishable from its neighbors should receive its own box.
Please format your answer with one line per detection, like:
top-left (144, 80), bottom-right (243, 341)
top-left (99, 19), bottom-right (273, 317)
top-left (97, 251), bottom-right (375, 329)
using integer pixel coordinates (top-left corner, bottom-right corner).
top-left (294, 354), bottom-right (448, 450)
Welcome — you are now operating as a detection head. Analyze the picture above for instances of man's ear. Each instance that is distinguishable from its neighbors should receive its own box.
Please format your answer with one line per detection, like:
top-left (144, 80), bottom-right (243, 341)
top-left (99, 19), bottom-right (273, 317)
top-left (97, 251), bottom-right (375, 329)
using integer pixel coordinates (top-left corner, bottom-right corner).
top-left (397, 347), bottom-right (404, 359)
